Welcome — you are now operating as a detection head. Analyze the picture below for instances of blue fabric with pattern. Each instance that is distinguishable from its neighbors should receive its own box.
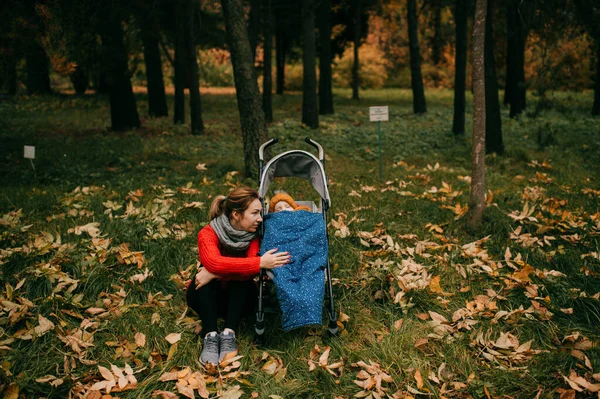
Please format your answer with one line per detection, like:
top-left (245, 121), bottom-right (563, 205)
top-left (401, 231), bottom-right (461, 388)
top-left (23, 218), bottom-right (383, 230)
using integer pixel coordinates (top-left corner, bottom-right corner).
top-left (260, 211), bottom-right (327, 331)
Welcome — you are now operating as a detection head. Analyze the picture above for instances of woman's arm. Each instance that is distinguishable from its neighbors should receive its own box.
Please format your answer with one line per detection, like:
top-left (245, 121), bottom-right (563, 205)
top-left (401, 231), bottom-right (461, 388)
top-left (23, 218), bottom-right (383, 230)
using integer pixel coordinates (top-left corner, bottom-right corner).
top-left (198, 226), bottom-right (261, 278)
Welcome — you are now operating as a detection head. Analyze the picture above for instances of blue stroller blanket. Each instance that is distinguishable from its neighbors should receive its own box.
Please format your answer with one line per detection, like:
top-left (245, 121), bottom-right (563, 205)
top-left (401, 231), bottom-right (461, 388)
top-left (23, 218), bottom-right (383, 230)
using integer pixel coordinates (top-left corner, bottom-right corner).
top-left (260, 211), bottom-right (328, 331)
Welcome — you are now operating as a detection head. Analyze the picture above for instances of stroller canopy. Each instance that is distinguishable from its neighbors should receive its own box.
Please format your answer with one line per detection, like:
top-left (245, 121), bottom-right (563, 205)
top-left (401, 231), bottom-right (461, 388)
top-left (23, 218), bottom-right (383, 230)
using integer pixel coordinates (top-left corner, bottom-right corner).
top-left (259, 150), bottom-right (331, 205)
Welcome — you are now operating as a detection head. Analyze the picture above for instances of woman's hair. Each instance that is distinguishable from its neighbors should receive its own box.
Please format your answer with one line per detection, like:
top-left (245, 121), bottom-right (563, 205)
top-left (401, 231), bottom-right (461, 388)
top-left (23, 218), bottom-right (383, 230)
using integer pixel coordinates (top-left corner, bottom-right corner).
top-left (208, 186), bottom-right (260, 221)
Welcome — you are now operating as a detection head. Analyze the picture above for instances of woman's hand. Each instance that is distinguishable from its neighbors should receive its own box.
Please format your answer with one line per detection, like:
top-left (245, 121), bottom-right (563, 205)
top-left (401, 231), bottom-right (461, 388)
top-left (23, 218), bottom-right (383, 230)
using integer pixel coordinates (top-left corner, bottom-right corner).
top-left (194, 267), bottom-right (219, 289)
top-left (260, 248), bottom-right (291, 269)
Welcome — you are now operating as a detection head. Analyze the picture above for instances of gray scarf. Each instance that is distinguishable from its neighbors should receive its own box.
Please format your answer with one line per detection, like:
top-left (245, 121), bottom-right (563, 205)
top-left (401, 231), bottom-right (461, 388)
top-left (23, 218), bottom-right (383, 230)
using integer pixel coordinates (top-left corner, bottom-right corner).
top-left (210, 214), bottom-right (256, 251)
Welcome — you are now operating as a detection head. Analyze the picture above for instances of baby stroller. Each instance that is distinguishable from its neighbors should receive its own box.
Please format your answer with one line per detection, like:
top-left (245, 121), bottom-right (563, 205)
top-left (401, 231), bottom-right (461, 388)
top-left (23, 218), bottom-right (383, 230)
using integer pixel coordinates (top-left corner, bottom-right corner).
top-left (255, 137), bottom-right (338, 337)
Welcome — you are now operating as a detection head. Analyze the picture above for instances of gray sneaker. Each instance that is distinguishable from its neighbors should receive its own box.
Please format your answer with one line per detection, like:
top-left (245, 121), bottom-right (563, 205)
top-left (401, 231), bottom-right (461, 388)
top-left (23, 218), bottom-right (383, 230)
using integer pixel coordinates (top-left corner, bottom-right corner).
top-left (218, 330), bottom-right (237, 362)
top-left (200, 332), bottom-right (220, 365)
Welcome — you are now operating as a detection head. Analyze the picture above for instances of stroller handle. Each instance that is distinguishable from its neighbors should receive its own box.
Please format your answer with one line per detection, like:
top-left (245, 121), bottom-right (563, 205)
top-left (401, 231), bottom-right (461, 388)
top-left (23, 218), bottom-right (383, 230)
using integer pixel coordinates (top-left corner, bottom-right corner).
top-left (305, 137), bottom-right (324, 161)
top-left (259, 138), bottom-right (279, 161)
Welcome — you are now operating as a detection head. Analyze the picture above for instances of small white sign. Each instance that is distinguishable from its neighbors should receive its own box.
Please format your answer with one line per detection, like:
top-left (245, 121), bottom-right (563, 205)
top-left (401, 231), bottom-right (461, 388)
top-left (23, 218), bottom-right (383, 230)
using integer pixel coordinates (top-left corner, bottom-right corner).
top-left (24, 146), bottom-right (35, 159)
top-left (369, 106), bottom-right (389, 122)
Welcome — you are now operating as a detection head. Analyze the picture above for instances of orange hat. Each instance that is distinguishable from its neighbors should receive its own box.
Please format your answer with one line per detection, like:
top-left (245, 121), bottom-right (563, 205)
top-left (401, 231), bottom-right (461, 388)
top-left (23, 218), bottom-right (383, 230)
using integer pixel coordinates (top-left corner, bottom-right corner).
top-left (269, 193), bottom-right (297, 213)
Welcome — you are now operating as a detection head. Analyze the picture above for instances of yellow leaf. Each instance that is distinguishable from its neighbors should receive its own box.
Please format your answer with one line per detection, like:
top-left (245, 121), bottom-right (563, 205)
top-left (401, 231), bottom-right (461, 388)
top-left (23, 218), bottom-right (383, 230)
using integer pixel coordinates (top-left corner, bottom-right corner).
top-left (414, 369), bottom-right (424, 389)
top-left (176, 382), bottom-right (196, 399)
top-left (167, 343), bottom-right (178, 361)
top-left (98, 365), bottom-right (115, 382)
top-left (165, 333), bottom-right (181, 345)
top-left (483, 384), bottom-right (492, 399)
top-left (134, 332), bottom-right (146, 347)
top-left (152, 391), bottom-right (178, 399)
top-left (262, 359), bottom-right (279, 375)
top-left (319, 347), bottom-right (331, 367)
top-left (393, 319), bottom-right (403, 331)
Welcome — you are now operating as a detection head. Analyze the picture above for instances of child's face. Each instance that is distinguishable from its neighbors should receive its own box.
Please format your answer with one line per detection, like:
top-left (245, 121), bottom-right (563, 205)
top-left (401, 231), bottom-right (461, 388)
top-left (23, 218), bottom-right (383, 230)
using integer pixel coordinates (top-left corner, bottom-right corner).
top-left (274, 201), bottom-right (294, 212)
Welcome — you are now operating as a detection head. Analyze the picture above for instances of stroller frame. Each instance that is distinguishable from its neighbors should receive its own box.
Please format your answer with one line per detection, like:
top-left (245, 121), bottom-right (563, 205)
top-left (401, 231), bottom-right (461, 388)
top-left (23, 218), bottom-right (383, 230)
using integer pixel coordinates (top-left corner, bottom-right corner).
top-left (254, 137), bottom-right (338, 336)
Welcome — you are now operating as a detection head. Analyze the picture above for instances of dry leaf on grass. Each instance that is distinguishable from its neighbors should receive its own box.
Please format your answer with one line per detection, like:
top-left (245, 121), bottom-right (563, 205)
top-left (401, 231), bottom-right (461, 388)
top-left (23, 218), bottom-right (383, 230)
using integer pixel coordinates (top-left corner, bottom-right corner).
top-left (164, 333), bottom-right (181, 344)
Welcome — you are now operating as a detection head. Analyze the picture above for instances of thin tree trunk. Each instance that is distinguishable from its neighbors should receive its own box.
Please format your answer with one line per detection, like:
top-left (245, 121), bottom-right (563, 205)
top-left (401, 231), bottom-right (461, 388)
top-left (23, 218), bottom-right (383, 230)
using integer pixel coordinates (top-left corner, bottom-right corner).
top-left (174, 0), bottom-right (186, 124)
top-left (248, 0), bottom-right (261, 62)
top-left (99, 12), bottom-right (140, 131)
top-left (263, 0), bottom-right (273, 123)
top-left (431, 0), bottom-right (443, 66)
top-left (351, 0), bottom-right (361, 100)
top-left (506, 0), bottom-right (526, 117)
top-left (468, 0), bottom-right (487, 230)
top-left (186, 0), bottom-right (204, 134)
top-left (452, 0), bottom-right (467, 135)
top-left (140, 13), bottom-right (168, 117)
top-left (221, 0), bottom-right (268, 178)
top-left (484, 0), bottom-right (503, 154)
top-left (302, 0), bottom-right (319, 128)
top-left (275, 17), bottom-right (286, 95)
top-left (594, 39), bottom-right (600, 116)
top-left (1, 40), bottom-right (18, 95)
top-left (504, 0), bottom-right (514, 107)
top-left (318, 0), bottom-right (334, 114)
top-left (408, 0), bottom-right (427, 114)
top-left (26, 41), bottom-right (52, 94)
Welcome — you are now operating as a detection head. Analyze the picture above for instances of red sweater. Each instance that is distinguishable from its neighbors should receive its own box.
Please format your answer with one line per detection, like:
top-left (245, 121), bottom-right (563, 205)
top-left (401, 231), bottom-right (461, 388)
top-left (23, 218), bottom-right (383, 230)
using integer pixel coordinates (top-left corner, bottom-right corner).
top-left (197, 224), bottom-right (261, 279)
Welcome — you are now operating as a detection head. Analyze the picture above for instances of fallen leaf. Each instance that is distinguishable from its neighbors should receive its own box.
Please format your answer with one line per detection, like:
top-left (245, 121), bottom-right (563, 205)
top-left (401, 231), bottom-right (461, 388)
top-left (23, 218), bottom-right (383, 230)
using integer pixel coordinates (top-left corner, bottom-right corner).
top-left (414, 369), bottom-right (424, 389)
top-left (152, 390), bottom-right (179, 399)
top-left (165, 333), bottom-right (181, 344)
top-left (134, 332), bottom-right (146, 347)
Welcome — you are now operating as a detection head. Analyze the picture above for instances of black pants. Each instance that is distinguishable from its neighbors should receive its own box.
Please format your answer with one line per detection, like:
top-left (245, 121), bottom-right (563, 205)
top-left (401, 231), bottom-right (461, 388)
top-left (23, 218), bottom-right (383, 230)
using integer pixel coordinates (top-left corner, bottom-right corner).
top-left (186, 279), bottom-right (256, 335)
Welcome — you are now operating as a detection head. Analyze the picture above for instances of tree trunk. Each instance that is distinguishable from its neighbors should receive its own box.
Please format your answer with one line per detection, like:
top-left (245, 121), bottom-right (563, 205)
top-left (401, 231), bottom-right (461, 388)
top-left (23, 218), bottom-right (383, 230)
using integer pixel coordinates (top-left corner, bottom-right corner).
top-left (302, 0), bottom-right (319, 128)
top-left (140, 12), bottom-right (168, 117)
top-left (263, 0), bottom-right (273, 123)
top-left (26, 41), bottom-right (52, 94)
top-left (506, 0), bottom-right (526, 117)
top-left (408, 0), bottom-right (427, 114)
top-left (99, 9), bottom-right (140, 131)
top-left (95, 71), bottom-right (110, 94)
top-left (186, 0), bottom-right (204, 134)
top-left (468, 0), bottom-right (487, 230)
top-left (594, 39), bottom-right (600, 116)
top-left (452, 0), bottom-right (467, 135)
top-left (484, 0), bottom-right (503, 154)
top-left (503, 4), bottom-right (514, 107)
top-left (248, 0), bottom-right (261, 62)
top-left (70, 67), bottom-right (88, 95)
top-left (318, 0), bottom-right (334, 114)
top-left (174, 0), bottom-right (186, 124)
top-left (24, 0), bottom-right (51, 95)
top-left (1, 40), bottom-right (18, 95)
top-left (275, 14), bottom-right (286, 94)
top-left (431, 0), bottom-right (443, 66)
top-left (351, 0), bottom-right (361, 100)
top-left (221, 0), bottom-right (268, 178)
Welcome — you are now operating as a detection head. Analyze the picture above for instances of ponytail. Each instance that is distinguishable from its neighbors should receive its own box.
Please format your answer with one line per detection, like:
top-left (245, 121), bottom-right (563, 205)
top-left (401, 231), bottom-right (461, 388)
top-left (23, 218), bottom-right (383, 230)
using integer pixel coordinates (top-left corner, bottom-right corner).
top-left (209, 195), bottom-right (227, 221)
top-left (208, 187), bottom-right (260, 222)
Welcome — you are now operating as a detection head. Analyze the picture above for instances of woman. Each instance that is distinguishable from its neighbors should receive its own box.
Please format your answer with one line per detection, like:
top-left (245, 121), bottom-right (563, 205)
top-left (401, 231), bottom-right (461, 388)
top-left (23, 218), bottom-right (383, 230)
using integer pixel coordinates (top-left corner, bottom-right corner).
top-left (186, 187), bottom-right (290, 366)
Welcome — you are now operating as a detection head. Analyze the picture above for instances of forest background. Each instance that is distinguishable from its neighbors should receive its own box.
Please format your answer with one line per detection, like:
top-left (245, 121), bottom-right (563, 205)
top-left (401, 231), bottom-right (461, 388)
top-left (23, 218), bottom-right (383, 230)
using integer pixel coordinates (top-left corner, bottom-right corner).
top-left (1, 0), bottom-right (600, 398)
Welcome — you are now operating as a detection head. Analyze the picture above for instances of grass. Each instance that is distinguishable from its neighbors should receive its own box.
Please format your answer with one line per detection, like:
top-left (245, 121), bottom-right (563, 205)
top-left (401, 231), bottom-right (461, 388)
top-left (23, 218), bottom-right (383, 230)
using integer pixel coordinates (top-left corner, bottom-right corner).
top-left (0, 87), bottom-right (599, 398)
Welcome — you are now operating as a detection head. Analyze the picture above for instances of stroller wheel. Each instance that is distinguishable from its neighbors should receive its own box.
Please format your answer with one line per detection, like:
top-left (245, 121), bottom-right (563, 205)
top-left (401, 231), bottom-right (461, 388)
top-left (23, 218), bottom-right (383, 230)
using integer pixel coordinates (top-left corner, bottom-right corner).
top-left (255, 325), bottom-right (265, 336)
top-left (327, 317), bottom-right (338, 337)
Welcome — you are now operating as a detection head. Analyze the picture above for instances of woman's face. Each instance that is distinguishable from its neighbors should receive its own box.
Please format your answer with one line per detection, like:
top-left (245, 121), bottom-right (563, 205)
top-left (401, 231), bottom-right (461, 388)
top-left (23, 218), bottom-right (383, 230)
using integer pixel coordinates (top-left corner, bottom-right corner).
top-left (231, 198), bottom-right (263, 232)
